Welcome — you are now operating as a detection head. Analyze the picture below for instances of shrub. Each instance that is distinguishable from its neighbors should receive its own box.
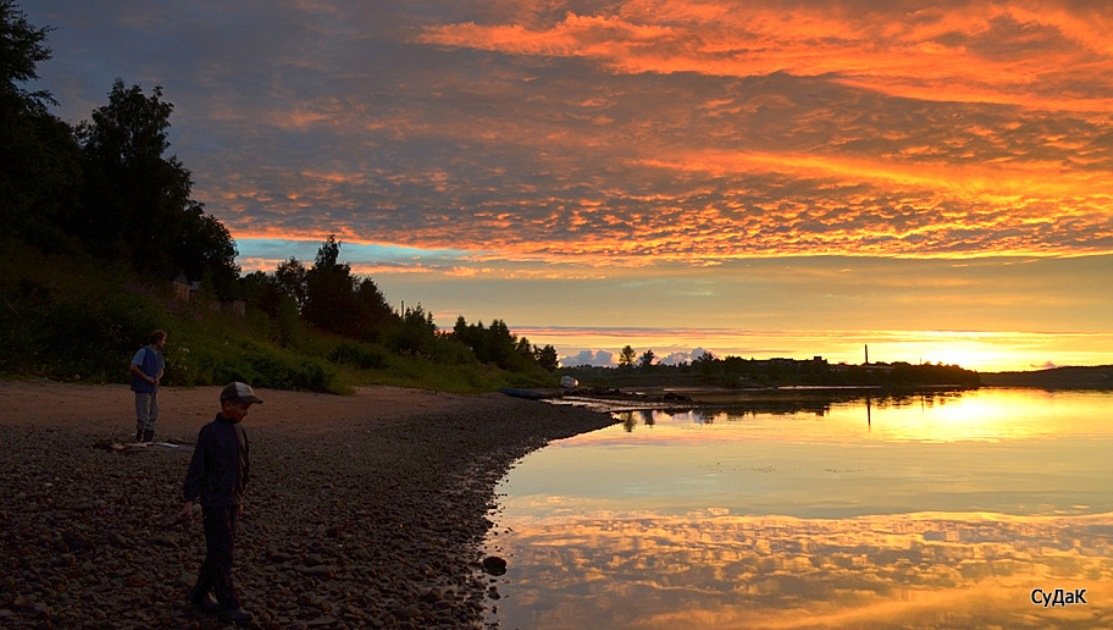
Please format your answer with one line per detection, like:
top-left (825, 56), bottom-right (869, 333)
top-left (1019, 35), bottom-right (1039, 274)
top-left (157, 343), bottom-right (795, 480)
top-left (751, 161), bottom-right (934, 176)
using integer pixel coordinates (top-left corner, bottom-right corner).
top-left (328, 342), bottom-right (386, 369)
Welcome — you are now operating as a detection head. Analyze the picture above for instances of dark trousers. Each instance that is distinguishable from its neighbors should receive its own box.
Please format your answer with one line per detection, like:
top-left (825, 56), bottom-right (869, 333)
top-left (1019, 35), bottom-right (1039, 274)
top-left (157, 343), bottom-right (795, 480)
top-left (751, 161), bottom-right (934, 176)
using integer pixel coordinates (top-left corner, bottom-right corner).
top-left (193, 506), bottom-right (240, 609)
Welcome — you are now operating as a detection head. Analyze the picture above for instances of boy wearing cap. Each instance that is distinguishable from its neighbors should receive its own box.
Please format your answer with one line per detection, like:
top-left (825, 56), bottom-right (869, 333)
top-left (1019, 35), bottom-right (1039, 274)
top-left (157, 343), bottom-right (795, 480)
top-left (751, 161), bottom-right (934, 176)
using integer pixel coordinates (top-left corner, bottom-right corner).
top-left (180, 382), bottom-right (263, 625)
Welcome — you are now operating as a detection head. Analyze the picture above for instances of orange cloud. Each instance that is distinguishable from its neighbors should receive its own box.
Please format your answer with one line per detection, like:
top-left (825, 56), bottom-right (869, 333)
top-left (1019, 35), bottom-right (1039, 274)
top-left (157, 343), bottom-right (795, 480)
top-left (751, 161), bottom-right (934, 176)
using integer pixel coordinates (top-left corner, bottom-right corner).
top-left (640, 149), bottom-right (1113, 200)
top-left (418, 2), bottom-right (1113, 112)
top-left (177, 2), bottom-right (1113, 269)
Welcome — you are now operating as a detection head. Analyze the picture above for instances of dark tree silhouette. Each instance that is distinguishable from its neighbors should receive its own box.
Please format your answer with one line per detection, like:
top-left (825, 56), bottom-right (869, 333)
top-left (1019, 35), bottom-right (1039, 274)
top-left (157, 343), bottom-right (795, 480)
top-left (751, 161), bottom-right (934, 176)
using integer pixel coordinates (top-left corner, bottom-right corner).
top-left (535, 344), bottom-right (559, 371)
top-left (449, 316), bottom-right (547, 371)
top-left (300, 235), bottom-right (400, 341)
top-left (619, 345), bottom-right (637, 369)
top-left (75, 80), bottom-right (238, 294)
top-left (274, 257), bottom-right (308, 311)
top-left (0, 0), bottom-right (53, 110)
top-left (0, 1), bottom-right (82, 251)
top-left (303, 235), bottom-right (360, 335)
top-left (354, 277), bottom-right (394, 341)
top-left (389, 305), bottom-right (438, 356)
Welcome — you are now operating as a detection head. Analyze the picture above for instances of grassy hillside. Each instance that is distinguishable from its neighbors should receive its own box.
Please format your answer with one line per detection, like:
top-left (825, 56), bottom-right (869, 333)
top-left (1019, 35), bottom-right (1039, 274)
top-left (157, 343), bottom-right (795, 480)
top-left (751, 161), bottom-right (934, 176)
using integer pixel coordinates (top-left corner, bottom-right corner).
top-left (0, 243), bottom-right (554, 394)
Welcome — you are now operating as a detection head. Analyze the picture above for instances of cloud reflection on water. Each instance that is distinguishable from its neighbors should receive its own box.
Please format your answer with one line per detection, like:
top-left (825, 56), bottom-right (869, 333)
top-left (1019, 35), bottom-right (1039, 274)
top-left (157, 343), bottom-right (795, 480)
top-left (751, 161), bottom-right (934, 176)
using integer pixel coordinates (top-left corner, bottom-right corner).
top-left (492, 510), bottom-right (1113, 629)
top-left (490, 390), bottom-right (1113, 628)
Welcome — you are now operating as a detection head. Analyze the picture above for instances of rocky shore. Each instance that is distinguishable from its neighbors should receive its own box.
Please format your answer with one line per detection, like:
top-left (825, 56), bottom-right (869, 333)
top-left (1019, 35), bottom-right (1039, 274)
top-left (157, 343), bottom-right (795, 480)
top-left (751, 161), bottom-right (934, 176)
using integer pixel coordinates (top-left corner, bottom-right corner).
top-left (0, 381), bottom-right (616, 628)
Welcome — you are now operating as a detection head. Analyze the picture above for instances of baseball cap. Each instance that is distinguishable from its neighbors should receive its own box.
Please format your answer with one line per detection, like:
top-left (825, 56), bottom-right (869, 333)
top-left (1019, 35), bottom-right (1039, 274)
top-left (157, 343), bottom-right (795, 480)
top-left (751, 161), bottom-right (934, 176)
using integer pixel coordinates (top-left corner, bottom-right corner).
top-left (220, 382), bottom-right (264, 404)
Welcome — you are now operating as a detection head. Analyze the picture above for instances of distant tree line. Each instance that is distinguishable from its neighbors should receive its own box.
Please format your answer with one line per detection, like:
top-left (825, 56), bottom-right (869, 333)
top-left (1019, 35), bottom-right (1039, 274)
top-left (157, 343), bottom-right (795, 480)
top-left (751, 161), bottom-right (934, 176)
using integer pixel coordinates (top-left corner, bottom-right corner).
top-left (453, 316), bottom-right (558, 372)
top-left (568, 345), bottom-right (981, 388)
top-left (0, 2), bottom-right (557, 378)
top-left (239, 234), bottom-right (559, 372)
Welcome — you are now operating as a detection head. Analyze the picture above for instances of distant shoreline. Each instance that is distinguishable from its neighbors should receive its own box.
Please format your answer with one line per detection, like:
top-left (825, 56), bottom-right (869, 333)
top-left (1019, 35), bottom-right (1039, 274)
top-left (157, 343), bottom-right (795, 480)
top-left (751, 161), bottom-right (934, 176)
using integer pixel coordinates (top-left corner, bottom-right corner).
top-left (978, 364), bottom-right (1113, 389)
top-left (519, 368), bottom-right (1112, 412)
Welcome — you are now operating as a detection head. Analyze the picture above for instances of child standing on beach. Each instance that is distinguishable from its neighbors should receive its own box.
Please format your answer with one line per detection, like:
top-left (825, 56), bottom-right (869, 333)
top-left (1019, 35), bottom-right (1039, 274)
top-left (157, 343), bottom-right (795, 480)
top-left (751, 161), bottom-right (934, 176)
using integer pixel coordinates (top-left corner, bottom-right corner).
top-left (180, 382), bottom-right (262, 626)
top-left (127, 329), bottom-right (166, 442)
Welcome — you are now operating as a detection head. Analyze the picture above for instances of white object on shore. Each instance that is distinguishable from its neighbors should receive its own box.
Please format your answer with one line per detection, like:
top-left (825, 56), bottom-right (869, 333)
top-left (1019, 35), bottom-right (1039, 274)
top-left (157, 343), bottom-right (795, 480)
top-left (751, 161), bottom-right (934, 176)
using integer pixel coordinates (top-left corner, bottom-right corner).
top-left (107, 441), bottom-right (181, 451)
top-left (560, 376), bottom-right (579, 390)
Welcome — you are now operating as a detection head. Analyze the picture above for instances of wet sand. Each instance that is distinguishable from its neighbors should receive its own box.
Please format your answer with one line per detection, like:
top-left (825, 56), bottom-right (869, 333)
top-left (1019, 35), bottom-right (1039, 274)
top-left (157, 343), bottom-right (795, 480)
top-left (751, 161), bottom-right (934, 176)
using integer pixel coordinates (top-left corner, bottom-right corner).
top-left (0, 380), bottom-right (614, 628)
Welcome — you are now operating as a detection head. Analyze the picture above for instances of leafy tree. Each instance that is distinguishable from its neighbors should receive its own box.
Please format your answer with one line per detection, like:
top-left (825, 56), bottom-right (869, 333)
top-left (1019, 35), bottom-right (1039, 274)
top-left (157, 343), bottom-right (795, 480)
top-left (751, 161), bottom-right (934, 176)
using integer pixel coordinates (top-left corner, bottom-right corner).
top-left (303, 235), bottom-right (359, 335)
top-left (535, 344), bottom-right (558, 371)
top-left (452, 315), bottom-right (469, 340)
top-left (0, 0), bottom-right (53, 112)
top-left (239, 271), bottom-right (276, 313)
top-left (171, 202), bottom-right (238, 296)
top-left (448, 315), bottom-right (545, 372)
top-left (74, 79), bottom-right (238, 294)
top-left (1, 102), bottom-right (81, 250)
top-left (238, 270), bottom-right (301, 346)
top-left (619, 345), bottom-right (637, 369)
top-left (515, 337), bottom-right (534, 360)
top-left (354, 277), bottom-right (395, 341)
top-left (639, 349), bottom-right (656, 370)
top-left (388, 304), bottom-right (438, 356)
top-left (298, 235), bottom-right (398, 341)
top-left (485, 319), bottom-right (518, 369)
top-left (274, 257), bottom-right (308, 311)
top-left (693, 351), bottom-right (717, 376)
top-left (0, 1), bottom-right (82, 251)
top-left (76, 81), bottom-right (186, 262)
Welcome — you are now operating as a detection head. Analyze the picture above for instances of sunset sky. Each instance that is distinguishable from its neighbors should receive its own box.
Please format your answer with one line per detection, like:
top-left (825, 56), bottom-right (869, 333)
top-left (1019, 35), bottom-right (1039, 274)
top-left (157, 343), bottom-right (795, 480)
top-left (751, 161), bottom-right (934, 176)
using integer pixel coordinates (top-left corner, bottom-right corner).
top-left (25, 1), bottom-right (1113, 371)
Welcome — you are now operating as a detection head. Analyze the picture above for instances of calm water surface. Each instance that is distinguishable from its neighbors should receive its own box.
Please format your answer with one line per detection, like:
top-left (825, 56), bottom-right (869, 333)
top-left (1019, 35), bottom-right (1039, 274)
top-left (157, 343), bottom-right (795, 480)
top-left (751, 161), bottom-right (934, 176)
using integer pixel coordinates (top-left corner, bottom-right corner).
top-left (485, 389), bottom-right (1113, 629)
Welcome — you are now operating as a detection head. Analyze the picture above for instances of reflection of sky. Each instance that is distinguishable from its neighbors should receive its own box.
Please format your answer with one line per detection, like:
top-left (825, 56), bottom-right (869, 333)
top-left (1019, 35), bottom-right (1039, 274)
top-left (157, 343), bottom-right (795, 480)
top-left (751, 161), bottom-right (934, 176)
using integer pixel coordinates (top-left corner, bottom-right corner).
top-left (488, 390), bottom-right (1113, 628)
top-left (490, 511), bottom-right (1113, 629)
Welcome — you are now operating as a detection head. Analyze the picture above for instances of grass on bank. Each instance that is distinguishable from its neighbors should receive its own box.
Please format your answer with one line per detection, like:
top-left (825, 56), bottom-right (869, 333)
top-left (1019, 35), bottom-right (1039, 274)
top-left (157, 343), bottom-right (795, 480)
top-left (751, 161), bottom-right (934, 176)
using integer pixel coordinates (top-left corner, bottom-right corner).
top-left (0, 243), bottom-right (555, 394)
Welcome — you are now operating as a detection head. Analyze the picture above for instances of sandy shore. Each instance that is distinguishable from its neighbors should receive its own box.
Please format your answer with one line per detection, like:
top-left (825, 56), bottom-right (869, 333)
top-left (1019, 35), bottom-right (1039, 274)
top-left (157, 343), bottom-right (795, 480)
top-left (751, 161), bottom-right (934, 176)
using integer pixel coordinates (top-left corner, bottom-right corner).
top-left (0, 380), bottom-right (615, 628)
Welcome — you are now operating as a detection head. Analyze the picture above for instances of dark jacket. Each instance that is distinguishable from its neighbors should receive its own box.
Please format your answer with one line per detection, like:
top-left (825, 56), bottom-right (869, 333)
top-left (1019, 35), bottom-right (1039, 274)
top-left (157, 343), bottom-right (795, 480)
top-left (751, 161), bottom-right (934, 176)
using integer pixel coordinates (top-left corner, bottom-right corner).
top-left (183, 413), bottom-right (250, 508)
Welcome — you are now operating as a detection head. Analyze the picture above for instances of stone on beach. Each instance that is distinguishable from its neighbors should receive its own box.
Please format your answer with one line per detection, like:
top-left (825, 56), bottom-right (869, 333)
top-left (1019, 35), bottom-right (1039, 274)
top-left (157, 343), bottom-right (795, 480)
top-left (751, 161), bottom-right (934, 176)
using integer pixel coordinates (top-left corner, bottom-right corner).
top-left (482, 556), bottom-right (508, 576)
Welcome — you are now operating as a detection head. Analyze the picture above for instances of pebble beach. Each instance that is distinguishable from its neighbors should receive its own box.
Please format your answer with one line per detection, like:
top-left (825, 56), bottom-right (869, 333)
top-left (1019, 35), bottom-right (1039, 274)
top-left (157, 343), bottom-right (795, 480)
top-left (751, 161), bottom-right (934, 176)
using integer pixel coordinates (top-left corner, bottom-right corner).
top-left (0, 381), bottom-right (615, 628)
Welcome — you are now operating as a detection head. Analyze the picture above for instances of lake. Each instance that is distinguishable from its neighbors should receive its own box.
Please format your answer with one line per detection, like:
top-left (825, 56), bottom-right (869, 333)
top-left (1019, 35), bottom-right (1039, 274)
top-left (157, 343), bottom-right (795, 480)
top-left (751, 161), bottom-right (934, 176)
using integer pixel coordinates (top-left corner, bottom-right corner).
top-left (484, 388), bottom-right (1113, 629)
